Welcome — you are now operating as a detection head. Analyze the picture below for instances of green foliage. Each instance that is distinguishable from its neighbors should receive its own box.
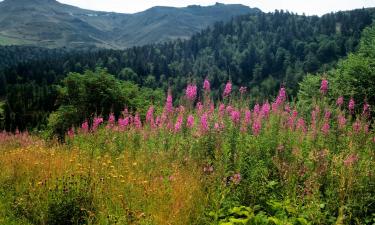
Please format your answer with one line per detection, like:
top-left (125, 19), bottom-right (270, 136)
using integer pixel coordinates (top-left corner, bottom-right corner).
top-left (46, 68), bottom-right (164, 139)
top-left (211, 201), bottom-right (310, 225)
top-left (298, 23), bottom-right (375, 115)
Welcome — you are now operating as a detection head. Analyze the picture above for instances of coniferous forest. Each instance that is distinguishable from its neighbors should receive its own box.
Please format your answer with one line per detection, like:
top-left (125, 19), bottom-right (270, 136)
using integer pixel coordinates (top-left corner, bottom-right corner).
top-left (0, 4), bottom-right (375, 225)
top-left (1, 9), bottom-right (375, 131)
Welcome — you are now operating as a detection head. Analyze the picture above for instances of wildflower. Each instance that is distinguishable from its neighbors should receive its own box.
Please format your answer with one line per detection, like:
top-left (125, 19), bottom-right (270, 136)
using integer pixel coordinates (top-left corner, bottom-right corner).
top-left (349, 98), bottom-right (355, 114)
top-left (261, 102), bottom-right (270, 118)
top-left (146, 106), bottom-right (155, 124)
top-left (118, 118), bottom-right (128, 130)
top-left (165, 91), bottom-right (173, 113)
top-left (203, 79), bottom-right (210, 92)
top-left (67, 127), bottom-right (75, 138)
top-left (275, 87), bottom-right (286, 106)
top-left (230, 110), bottom-right (241, 124)
top-left (321, 122), bottom-right (330, 135)
top-left (185, 84), bottom-right (197, 101)
top-left (343, 154), bottom-right (359, 167)
top-left (336, 96), bottom-right (344, 107)
top-left (352, 119), bottom-right (361, 133)
top-left (239, 86), bottom-right (247, 95)
top-left (337, 114), bottom-right (346, 129)
top-left (252, 119), bottom-right (261, 136)
top-left (230, 173), bottom-right (241, 185)
top-left (134, 114), bottom-right (142, 129)
top-left (324, 110), bottom-right (331, 120)
top-left (320, 78), bottom-right (328, 94)
top-left (253, 104), bottom-right (260, 116)
top-left (92, 117), bottom-right (104, 131)
top-left (187, 115), bottom-right (194, 128)
top-left (244, 110), bottom-right (251, 124)
top-left (81, 121), bottom-right (89, 133)
top-left (174, 115), bottom-right (183, 132)
top-left (214, 123), bottom-right (220, 130)
top-left (296, 118), bottom-right (307, 133)
top-left (200, 113), bottom-right (209, 132)
top-left (223, 81), bottom-right (232, 97)
top-left (226, 105), bottom-right (233, 114)
top-left (196, 102), bottom-right (204, 112)
top-left (219, 103), bottom-right (225, 117)
top-left (362, 102), bottom-right (370, 118)
top-left (108, 113), bottom-right (115, 126)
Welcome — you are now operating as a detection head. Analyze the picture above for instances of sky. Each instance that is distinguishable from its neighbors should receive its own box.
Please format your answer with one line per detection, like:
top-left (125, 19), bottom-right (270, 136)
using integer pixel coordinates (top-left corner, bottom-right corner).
top-left (54, 0), bottom-right (375, 15)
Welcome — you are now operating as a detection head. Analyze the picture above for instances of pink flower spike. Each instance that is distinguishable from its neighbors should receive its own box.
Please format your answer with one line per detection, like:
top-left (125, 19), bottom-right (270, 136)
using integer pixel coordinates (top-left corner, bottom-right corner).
top-left (239, 86), bottom-right (247, 95)
top-left (200, 113), bottom-right (209, 132)
top-left (349, 98), bottom-right (355, 114)
top-left (336, 96), bottom-right (344, 107)
top-left (165, 91), bottom-right (173, 113)
top-left (203, 79), bottom-right (210, 92)
top-left (187, 115), bottom-right (195, 128)
top-left (185, 84), bottom-right (197, 101)
top-left (81, 121), bottom-right (89, 133)
top-left (223, 81), bottom-right (232, 98)
top-left (320, 78), bottom-right (328, 95)
top-left (230, 110), bottom-right (241, 124)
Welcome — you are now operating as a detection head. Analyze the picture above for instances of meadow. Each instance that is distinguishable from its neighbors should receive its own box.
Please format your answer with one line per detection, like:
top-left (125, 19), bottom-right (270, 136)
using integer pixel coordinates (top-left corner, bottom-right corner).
top-left (0, 80), bottom-right (374, 225)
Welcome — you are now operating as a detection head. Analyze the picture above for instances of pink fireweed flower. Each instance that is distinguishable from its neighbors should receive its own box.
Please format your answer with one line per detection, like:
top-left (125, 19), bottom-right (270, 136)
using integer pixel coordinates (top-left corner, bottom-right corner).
top-left (296, 118), bottom-right (307, 133)
top-left (165, 92), bottom-right (173, 113)
top-left (230, 110), bottom-right (241, 124)
top-left (134, 114), bottom-right (142, 129)
top-left (349, 98), bottom-right (355, 114)
top-left (284, 104), bottom-right (291, 113)
top-left (343, 154), bottom-right (359, 167)
top-left (261, 102), bottom-right (271, 118)
top-left (196, 102), bottom-right (204, 113)
top-left (185, 84), bottom-right (197, 101)
top-left (92, 117), bottom-right (103, 131)
top-left (324, 110), bottom-right (331, 120)
top-left (67, 127), bottom-right (75, 138)
top-left (336, 96), bottom-right (344, 107)
top-left (253, 104), bottom-right (260, 116)
top-left (321, 122), bottom-right (330, 135)
top-left (245, 110), bottom-right (251, 124)
top-left (219, 103), bottom-right (226, 117)
top-left (239, 86), bottom-right (247, 95)
top-left (203, 79), bottom-right (210, 92)
top-left (81, 121), bottom-right (89, 133)
top-left (223, 81), bottom-right (232, 97)
top-left (362, 102), bottom-right (370, 118)
top-left (155, 116), bottom-right (161, 127)
top-left (252, 119), bottom-right (261, 136)
top-left (320, 78), bottom-right (328, 94)
top-left (187, 115), bottom-right (194, 128)
top-left (200, 113), bottom-right (209, 132)
top-left (146, 106), bottom-right (155, 124)
top-left (337, 114), bottom-right (346, 129)
top-left (118, 117), bottom-right (128, 130)
top-left (174, 115), bottom-right (183, 132)
top-left (275, 87), bottom-right (287, 106)
top-left (108, 113), bottom-right (115, 125)
top-left (353, 119), bottom-right (361, 133)
top-left (226, 105), bottom-right (234, 114)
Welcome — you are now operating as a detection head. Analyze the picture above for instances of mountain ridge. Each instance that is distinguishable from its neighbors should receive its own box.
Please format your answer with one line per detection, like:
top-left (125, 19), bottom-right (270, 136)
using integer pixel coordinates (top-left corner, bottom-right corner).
top-left (0, 0), bottom-right (260, 48)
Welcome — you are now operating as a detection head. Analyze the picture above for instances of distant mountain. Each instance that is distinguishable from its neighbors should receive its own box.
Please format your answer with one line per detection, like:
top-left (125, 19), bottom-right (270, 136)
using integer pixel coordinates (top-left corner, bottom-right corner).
top-left (0, 0), bottom-right (259, 48)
